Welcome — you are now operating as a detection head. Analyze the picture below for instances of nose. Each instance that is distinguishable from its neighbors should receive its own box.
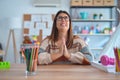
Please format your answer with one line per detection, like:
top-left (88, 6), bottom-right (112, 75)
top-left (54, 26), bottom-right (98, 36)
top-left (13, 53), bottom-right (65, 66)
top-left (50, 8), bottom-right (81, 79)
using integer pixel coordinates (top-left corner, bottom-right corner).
top-left (61, 17), bottom-right (66, 21)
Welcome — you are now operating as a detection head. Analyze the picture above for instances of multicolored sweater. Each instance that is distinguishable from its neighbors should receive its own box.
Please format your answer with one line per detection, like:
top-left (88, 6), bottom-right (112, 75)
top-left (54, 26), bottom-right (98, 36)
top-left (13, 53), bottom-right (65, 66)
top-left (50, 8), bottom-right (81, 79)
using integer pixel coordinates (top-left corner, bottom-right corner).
top-left (38, 36), bottom-right (93, 65)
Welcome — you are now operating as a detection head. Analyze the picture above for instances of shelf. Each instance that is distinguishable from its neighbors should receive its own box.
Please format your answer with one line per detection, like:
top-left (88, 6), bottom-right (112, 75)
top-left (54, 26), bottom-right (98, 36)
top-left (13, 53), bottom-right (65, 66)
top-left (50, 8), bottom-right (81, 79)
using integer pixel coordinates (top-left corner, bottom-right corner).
top-left (90, 48), bottom-right (103, 50)
top-left (70, 4), bottom-right (116, 61)
top-left (72, 19), bottom-right (116, 22)
top-left (76, 34), bottom-right (111, 36)
top-left (70, 6), bottom-right (116, 8)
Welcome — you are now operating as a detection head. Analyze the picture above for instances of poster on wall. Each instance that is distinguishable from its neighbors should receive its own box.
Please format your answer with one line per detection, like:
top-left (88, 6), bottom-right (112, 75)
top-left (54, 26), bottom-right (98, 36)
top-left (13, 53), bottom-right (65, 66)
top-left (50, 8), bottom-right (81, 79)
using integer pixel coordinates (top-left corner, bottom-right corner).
top-left (23, 14), bottom-right (55, 43)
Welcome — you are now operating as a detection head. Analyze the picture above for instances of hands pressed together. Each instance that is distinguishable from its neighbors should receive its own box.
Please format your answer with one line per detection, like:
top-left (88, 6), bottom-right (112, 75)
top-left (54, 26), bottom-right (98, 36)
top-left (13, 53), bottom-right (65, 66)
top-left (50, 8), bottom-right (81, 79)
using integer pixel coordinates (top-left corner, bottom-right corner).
top-left (51, 38), bottom-right (71, 61)
top-left (60, 38), bottom-right (71, 59)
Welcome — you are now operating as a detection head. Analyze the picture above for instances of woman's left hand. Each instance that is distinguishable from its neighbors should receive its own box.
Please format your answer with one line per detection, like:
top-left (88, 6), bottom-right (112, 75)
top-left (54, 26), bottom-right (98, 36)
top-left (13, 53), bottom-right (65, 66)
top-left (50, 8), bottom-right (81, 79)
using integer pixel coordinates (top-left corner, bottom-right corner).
top-left (63, 43), bottom-right (71, 59)
top-left (62, 38), bottom-right (71, 59)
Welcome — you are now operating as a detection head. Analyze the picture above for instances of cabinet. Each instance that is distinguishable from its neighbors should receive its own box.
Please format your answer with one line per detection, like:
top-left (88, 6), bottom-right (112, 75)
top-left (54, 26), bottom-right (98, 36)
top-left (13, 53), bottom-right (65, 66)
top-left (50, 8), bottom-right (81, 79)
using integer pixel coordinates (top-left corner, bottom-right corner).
top-left (70, 5), bottom-right (117, 60)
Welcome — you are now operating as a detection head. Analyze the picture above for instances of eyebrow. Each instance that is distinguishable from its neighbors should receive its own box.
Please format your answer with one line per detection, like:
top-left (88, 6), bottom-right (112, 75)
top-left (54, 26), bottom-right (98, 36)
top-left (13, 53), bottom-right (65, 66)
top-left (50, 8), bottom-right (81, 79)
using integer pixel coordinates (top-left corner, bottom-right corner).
top-left (58, 15), bottom-right (68, 17)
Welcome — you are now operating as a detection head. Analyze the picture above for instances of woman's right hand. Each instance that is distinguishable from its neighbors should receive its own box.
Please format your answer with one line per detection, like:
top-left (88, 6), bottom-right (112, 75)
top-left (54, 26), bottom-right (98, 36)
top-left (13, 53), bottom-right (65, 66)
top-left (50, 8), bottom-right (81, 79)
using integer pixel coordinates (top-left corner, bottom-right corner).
top-left (50, 40), bottom-right (64, 61)
top-left (59, 40), bottom-right (64, 56)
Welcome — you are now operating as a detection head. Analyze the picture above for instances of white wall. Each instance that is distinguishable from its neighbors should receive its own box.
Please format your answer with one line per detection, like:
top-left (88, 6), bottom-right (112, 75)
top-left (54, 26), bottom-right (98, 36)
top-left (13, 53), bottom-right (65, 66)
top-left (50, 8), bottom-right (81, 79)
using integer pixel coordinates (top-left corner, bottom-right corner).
top-left (0, 0), bottom-right (70, 63)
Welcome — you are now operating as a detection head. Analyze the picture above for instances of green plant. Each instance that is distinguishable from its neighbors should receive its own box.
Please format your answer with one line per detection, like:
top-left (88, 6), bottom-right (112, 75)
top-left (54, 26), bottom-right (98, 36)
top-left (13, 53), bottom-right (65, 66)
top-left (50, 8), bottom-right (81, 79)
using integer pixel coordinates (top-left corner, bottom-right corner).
top-left (99, 13), bottom-right (103, 16)
top-left (93, 13), bottom-right (98, 19)
top-left (93, 14), bottom-right (97, 16)
top-left (99, 13), bottom-right (103, 19)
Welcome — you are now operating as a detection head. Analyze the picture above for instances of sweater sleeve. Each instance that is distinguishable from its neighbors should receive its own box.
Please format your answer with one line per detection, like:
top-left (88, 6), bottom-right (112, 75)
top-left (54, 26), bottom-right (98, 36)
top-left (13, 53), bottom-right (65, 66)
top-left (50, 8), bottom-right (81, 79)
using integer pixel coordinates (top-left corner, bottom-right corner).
top-left (38, 37), bottom-right (52, 65)
top-left (69, 46), bottom-right (93, 64)
top-left (38, 52), bottom-right (52, 64)
top-left (69, 52), bottom-right (84, 64)
top-left (68, 37), bottom-right (93, 64)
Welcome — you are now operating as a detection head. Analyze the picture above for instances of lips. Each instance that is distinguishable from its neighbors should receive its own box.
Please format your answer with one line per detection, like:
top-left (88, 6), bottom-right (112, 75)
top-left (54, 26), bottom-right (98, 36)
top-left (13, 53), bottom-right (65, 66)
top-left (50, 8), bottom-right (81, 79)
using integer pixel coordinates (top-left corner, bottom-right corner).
top-left (60, 23), bottom-right (66, 27)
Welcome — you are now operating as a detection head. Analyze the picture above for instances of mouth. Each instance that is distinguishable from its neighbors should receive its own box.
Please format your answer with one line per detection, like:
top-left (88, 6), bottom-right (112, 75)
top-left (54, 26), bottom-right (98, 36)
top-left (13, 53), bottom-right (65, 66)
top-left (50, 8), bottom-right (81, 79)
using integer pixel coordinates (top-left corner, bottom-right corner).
top-left (60, 23), bottom-right (66, 27)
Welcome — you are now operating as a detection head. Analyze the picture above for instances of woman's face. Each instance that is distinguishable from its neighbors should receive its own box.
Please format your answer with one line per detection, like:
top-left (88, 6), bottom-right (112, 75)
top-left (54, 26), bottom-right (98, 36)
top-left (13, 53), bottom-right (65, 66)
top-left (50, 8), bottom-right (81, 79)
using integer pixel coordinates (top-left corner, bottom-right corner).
top-left (56, 13), bottom-right (70, 32)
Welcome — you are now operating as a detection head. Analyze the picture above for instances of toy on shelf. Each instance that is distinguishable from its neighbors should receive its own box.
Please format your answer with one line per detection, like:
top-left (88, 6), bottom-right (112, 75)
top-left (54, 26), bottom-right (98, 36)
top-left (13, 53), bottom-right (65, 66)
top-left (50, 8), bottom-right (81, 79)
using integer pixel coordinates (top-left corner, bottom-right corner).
top-left (31, 35), bottom-right (40, 44)
top-left (23, 36), bottom-right (32, 44)
top-left (23, 35), bottom-right (40, 45)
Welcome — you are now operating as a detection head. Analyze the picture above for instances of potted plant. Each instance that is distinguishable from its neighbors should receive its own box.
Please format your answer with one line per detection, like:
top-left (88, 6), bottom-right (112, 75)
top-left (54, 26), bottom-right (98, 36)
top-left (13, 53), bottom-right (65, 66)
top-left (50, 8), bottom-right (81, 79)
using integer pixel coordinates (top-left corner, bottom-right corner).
top-left (99, 13), bottom-right (103, 19)
top-left (93, 13), bottom-right (98, 19)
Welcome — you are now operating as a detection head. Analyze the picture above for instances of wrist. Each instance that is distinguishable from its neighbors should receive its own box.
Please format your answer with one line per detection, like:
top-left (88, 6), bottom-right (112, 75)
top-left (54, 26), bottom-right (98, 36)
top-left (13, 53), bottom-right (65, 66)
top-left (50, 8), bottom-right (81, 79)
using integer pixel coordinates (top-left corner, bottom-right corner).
top-left (64, 53), bottom-right (71, 59)
top-left (51, 53), bottom-right (63, 61)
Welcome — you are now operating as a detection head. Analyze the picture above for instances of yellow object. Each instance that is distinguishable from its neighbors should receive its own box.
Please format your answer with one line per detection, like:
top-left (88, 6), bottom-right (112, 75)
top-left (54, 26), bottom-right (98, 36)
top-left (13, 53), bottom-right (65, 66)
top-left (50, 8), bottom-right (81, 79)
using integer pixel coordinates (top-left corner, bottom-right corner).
top-left (32, 35), bottom-right (37, 41)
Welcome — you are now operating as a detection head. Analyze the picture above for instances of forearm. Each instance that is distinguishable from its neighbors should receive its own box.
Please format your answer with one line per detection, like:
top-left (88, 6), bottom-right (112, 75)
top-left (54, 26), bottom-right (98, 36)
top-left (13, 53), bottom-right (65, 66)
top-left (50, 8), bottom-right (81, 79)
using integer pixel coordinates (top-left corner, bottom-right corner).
top-left (38, 52), bottom-right (63, 64)
top-left (69, 52), bottom-right (91, 64)
top-left (50, 53), bottom-right (63, 61)
top-left (38, 52), bottom-right (52, 64)
top-left (80, 46), bottom-right (93, 62)
top-left (64, 52), bottom-right (71, 59)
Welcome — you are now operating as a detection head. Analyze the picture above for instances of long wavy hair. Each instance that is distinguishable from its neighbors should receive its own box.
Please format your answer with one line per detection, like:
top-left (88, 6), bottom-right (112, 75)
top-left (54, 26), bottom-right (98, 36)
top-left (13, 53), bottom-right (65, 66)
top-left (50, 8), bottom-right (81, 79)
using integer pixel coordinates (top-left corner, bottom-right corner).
top-left (49, 10), bottom-right (73, 48)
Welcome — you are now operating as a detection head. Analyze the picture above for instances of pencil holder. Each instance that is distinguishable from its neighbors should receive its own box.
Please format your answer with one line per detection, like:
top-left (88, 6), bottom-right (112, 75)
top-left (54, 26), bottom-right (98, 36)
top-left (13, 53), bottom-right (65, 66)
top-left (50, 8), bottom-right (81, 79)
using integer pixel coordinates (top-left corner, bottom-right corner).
top-left (26, 59), bottom-right (37, 75)
top-left (100, 55), bottom-right (115, 66)
top-left (21, 44), bottom-right (39, 76)
top-left (113, 48), bottom-right (120, 73)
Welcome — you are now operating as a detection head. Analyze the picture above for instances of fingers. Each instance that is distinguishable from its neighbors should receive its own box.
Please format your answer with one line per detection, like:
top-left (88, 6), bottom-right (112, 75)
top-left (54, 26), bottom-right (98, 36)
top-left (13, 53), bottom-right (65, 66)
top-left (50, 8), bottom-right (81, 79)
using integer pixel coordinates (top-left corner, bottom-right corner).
top-left (62, 38), bottom-right (65, 45)
top-left (59, 38), bottom-right (66, 56)
top-left (63, 42), bottom-right (71, 59)
top-left (59, 43), bottom-right (64, 55)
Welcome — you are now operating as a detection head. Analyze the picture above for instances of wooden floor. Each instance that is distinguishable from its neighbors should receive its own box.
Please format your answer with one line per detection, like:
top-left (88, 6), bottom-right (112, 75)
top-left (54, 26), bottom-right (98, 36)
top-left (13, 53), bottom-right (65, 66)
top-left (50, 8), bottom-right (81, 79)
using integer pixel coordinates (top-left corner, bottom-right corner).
top-left (0, 64), bottom-right (120, 80)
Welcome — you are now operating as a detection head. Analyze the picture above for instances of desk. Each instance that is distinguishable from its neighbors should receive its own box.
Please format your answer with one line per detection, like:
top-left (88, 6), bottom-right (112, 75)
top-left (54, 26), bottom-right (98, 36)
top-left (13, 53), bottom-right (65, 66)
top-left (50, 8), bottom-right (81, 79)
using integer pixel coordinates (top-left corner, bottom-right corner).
top-left (0, 64), bottom-right (120, 80)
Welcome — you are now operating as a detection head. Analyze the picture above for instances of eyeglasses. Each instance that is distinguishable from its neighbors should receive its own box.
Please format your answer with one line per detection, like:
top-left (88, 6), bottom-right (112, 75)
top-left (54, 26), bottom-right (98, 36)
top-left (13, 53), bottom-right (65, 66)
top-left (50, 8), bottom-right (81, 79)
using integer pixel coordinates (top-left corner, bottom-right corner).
top-left (57, 16), bottom-right (69, 21)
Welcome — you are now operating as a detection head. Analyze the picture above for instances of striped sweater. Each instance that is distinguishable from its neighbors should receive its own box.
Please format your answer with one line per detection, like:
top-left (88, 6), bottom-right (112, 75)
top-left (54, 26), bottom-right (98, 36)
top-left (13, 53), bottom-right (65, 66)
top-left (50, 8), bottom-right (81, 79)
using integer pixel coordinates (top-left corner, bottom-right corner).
top-left (38, 36), bottom-right (93, 65)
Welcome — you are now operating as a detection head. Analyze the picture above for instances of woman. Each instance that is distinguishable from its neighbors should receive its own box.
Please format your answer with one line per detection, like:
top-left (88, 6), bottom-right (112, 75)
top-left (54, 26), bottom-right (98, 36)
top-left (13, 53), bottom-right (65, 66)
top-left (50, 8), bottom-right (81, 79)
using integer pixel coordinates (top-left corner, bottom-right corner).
top-left (38, 10), bottom-right (93, 65)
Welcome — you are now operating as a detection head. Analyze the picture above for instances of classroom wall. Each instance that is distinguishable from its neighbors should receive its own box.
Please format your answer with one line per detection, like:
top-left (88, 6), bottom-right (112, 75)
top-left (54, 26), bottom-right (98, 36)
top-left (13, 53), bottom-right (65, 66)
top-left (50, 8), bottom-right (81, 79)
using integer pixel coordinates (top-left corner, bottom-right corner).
top-left (0, 0), bottom-right (70, 63)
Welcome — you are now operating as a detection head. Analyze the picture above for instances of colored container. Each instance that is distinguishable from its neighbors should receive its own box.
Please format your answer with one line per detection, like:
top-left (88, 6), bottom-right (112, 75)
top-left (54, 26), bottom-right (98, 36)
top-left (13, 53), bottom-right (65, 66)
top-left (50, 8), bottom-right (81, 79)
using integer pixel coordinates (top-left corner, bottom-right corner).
top-left (80, 12), bottom-right (88, 19)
